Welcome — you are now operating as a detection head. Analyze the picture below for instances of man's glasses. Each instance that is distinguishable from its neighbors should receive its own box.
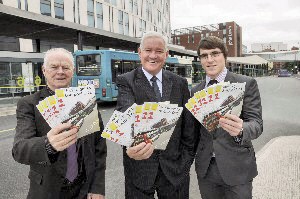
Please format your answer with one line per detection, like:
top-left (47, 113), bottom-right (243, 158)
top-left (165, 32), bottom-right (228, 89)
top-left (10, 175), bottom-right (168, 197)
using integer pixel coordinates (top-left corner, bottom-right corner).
top-left (199, 51), bottom-right (223, 60)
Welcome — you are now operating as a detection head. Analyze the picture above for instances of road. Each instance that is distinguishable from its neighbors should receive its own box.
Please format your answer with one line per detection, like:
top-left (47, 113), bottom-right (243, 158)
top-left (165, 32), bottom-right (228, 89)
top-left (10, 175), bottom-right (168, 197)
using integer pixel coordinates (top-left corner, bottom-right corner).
top-left (0, 76), bottom-right (299, 199)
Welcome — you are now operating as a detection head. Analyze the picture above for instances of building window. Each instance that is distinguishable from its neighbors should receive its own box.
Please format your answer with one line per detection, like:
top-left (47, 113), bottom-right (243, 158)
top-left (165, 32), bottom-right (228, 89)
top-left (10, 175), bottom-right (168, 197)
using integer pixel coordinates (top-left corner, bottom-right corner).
top-left (73, 0), bottom-right (81, 23)
top-left (127, 0), bottom-right (133, 13)
top-left (124, 12), bottom-right (129, 35)
top-left (87, 0), bottom-right (95, 27)
top-left (111, 0), bottom-right (117, 6)
top-left (146, 2), bottom-right (150, 21)
top-left (18, 0), bottom-right (21, 9)
top-left (133, 0), bottom-right (138, 15)
top-left (25, 0), bottom-right (28, 11)
top-left (96, 2), bottom-right (103, 29)
top-left (157, 10), bottom-right (161, 25)
top-left (118, 11), bottom-right (124, 34)
top-left (54, 0), bottom-right (64, 20)
top-left (40, 0), bottom-right (51, 16)
top-left (192, 35), bottom-right (194, 43)
top-left (177, 37), bottom-right (180, 45)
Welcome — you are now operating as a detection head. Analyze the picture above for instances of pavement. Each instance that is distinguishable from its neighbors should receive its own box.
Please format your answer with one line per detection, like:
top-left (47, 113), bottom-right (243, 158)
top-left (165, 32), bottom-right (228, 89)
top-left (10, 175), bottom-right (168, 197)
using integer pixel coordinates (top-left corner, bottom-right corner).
top-left (1, 76), bottom-right (300, 198)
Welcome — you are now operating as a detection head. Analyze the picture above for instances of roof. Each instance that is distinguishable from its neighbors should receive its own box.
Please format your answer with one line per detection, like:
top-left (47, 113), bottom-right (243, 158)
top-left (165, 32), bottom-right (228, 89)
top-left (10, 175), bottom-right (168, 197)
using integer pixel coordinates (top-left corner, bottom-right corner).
top-left (227, 55), bottom-right (269, 65)
top-left (0, 51), bottom-right (44, 62)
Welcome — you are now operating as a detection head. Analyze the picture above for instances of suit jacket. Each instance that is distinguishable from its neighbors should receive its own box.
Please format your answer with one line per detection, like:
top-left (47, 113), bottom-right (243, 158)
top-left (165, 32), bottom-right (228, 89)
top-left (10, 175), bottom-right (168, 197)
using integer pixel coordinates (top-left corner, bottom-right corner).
top-left (192, 71), bottom-right (263, 186)
top-left (116, 67), bottom-right (197, 190)
top-left (12, 88), bottom-right (107, 199)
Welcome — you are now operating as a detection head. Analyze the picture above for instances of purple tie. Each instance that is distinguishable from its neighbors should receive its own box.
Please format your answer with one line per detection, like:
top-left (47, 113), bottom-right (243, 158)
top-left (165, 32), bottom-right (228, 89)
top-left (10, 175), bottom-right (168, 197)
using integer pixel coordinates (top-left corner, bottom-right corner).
top-left (65, 143), bottom-right (78, 182)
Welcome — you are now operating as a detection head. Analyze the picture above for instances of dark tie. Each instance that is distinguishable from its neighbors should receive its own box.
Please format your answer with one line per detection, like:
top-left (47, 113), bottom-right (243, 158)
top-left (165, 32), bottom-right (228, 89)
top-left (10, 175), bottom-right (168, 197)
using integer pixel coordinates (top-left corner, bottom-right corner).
top-left (207, 79), bottom-right (218, 87)
top-left (65, 143), bottom-right (78, 182)
top-left (151, 76), bottom-right (161, 102)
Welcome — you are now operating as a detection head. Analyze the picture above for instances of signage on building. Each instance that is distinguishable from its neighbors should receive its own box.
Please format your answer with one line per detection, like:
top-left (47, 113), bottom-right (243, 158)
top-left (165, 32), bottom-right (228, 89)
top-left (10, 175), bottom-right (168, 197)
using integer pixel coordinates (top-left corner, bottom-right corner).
top-left (228, 26), bottom-right (233, 46)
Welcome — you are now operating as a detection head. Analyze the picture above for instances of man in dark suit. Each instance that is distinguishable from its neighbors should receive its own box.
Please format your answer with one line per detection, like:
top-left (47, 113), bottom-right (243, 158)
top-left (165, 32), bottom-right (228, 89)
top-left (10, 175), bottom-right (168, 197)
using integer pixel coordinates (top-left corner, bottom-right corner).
top-left (116, 31), bottom-right (196, 198)
top-left (12, 48), bottom-right (107, 199)
top-left (192, 36), bottom-right (263, 199)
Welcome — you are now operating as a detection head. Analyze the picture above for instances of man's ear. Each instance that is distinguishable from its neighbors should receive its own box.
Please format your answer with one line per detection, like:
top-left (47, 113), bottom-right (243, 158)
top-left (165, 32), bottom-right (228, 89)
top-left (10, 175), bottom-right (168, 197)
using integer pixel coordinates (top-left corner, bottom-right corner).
top-left (42, 65), bottom-right (46, 75)
top-left (165, 50), bottom-right (169, 57)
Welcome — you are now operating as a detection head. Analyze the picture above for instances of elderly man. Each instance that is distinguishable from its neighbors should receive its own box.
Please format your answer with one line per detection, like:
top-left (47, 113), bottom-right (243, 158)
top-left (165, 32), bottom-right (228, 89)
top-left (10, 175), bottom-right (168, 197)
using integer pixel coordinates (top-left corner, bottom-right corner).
top-left (12, 48), bottom-right (107, 199)
top-left (116, 31), bottom-right (197, 199)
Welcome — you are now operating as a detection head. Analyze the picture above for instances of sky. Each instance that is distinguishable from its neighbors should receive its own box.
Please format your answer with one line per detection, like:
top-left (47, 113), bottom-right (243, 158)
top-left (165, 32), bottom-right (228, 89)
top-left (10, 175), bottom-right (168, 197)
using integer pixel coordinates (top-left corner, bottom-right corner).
top-left (170, 0), bottom-right (300, 51)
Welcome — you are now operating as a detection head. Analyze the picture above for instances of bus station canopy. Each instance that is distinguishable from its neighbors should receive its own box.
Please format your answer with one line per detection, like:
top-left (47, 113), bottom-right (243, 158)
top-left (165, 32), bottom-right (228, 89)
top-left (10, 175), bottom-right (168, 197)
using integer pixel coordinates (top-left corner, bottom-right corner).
top-left (0, 51), bottom-right (44, 63)
top-left (227, 55), bottom-right (269, 65)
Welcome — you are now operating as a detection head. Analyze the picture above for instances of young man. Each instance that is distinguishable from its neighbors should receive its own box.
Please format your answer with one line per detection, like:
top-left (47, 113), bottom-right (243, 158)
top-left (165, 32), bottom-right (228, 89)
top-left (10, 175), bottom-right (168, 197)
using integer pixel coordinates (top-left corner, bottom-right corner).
top-left (12, 48), bottom-right (107, 199)
top-left (192, 36), bottom-right (263, 199)
top-left (116, 31), bottom-right (197, 199)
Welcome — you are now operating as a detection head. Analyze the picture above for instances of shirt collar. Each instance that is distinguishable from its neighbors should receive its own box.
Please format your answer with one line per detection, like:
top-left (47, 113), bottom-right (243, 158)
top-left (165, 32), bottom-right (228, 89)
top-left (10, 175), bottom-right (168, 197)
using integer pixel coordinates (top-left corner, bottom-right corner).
top-left (205, 67), bottom-right (227, 87)
top-left (142, 67), bottom-right (163, 83)
top-left (46, 85), bottom-right (55, 95)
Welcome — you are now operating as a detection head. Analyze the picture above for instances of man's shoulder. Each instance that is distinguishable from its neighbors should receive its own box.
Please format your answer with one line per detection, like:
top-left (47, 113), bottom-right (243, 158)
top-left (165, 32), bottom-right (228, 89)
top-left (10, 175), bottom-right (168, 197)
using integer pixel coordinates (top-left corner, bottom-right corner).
top-left (228, 71), bottom-right (254, 83)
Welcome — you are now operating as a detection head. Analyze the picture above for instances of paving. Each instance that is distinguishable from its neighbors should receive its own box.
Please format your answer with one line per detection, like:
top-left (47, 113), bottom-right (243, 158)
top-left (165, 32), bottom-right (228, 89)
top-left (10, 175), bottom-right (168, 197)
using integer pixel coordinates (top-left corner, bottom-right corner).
top-left (253, 136), bottom-right (300, 199)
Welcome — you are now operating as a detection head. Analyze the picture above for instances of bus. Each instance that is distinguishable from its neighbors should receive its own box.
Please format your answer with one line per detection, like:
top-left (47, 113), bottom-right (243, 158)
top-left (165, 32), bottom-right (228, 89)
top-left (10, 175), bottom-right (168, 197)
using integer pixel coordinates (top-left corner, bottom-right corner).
top-left (72, 50), bottom-right (179, 101)
top-left (164, 57), bottom-right (193, 89)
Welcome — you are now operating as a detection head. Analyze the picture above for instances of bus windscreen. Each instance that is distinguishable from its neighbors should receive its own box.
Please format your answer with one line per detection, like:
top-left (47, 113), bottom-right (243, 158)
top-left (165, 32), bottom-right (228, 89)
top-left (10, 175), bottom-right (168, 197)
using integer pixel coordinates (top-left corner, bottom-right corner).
top-left (76, 54), bottom-right (101, 76)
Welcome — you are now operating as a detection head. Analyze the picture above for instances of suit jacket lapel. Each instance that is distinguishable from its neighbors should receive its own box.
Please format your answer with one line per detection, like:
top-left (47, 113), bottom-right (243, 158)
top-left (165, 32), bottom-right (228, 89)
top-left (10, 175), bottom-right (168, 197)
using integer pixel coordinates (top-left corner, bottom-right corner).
top-left (162, 71), bottom-right (172, 102)
top-left (135, 67), bottom-right (157, 101)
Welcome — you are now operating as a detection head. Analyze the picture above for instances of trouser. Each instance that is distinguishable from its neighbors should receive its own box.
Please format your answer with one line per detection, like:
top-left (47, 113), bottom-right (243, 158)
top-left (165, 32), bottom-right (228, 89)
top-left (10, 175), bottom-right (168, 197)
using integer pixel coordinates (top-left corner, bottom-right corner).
top-left (125, 165), bottom-right (190, 199)
top-left (60, 174), bottom-right (86, 199)
top-left (197, 157), bottom-right (253, 199)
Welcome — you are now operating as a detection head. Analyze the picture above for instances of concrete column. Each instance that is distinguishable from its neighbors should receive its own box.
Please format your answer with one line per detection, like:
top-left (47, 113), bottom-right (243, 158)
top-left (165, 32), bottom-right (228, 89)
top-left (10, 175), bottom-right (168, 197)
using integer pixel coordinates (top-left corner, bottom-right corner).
top-left (77, 31), bottom-right (83, 50)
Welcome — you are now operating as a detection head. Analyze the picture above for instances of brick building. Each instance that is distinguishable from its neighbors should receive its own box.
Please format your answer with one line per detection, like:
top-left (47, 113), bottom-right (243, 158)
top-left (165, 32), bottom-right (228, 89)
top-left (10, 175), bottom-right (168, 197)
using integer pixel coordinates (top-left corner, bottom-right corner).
top-left (171, 21), bottom-right (242, 57)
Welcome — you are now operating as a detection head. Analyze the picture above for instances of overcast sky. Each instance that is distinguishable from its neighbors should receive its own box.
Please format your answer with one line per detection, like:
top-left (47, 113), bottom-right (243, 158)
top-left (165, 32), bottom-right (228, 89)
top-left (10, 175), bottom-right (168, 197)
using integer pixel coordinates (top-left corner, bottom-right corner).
top-left (170, 0), bottom-right (300, 50)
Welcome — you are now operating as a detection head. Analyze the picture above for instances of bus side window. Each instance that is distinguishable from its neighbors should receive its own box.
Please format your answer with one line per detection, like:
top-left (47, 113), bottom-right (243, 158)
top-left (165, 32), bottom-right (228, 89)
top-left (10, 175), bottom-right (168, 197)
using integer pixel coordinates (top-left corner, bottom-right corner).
top-left (123, 60), bottom-right (135, 73)
top-left (111, 60), bottom-right (122, 83)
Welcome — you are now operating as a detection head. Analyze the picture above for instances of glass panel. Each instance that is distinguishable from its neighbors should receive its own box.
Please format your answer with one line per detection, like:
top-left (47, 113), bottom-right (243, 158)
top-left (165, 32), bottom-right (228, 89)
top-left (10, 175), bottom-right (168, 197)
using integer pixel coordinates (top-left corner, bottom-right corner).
top-left (123, 61), bottom-right (136, 73)
top-left (96, 2), bottom-right (103, 29)
top-left (40, 0), bottom-right (51, 16)
top-left (124, 13), bottom-right (129, 35)
top-left (88, 14), bottom-right (95, 27)
top-left (55, 6), bottom-right (64, 19)
top-left (118, 10), bottom-right (123, 34)
top-left (87, 0), bottom-right (94, 12)
top-left (55, 0), bottom-right (64, 4)
top-left (111, 60), bottom-right (122, 83)
top-left (76, 54), bottom-right (101, 76)
top-left (111, 0), bottom-right (117, 6)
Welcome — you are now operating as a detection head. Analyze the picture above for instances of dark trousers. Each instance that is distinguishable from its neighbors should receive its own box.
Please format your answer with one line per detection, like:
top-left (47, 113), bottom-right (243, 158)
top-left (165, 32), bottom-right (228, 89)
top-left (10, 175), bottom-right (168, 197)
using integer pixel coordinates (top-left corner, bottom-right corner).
top-left (197, 157), bottom-right (252, 199)
top-left (125, 165), bottom-right (190, 199)
top-left (60, 175), bottom-right (86, 199)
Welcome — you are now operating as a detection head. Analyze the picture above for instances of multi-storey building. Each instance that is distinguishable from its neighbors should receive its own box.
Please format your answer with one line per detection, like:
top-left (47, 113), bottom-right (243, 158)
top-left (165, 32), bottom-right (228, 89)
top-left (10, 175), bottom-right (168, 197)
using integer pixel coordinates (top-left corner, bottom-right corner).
top-left (171, 21), bottom-right (242, 57)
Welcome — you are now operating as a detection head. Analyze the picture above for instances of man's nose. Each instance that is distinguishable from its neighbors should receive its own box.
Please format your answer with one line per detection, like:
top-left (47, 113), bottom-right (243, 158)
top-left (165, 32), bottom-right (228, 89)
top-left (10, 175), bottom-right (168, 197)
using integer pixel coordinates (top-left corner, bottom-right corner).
top-left (207, 54), bottom-right (214, 62)
top-left (149, 51), bottom-right (157, 58)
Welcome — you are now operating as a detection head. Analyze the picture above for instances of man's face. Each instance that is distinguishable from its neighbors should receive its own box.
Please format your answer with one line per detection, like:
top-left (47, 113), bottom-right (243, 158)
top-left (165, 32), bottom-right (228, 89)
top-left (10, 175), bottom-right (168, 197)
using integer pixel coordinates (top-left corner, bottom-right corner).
top-left (42, 52), bottom-right (74, 90)
top-left (199, 48), bottom-right (226, 79)
top-left (138, 37), bottom-right (169, 76)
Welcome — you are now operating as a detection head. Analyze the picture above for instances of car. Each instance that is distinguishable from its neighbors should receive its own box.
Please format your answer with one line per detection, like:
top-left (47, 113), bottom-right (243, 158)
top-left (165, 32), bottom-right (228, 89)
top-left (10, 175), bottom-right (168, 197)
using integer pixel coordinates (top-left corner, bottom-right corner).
top-left (278, 69), bottom-right (291, 77)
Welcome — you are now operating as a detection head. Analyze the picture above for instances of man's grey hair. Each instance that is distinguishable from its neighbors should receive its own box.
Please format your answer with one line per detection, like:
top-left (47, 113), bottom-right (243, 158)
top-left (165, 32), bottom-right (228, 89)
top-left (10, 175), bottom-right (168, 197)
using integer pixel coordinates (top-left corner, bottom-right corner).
top-left (43, 48), bottom-right (74, 68)
top-left (140, 31), bottom-right (168, 51)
